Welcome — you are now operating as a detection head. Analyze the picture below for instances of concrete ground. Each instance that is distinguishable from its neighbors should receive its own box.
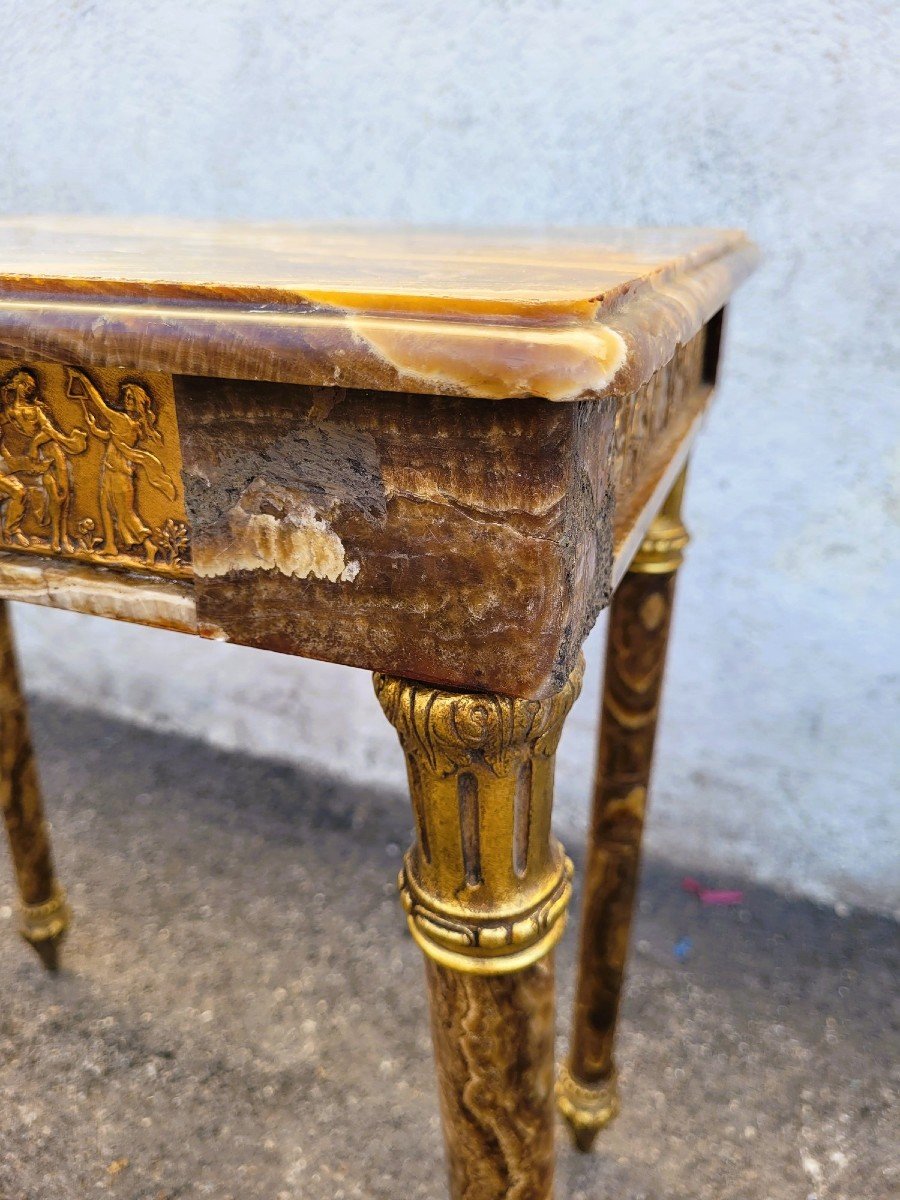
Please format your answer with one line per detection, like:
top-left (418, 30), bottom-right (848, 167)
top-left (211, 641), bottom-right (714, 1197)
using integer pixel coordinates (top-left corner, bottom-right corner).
top-left (0, 702), bottom-right (897, 1200)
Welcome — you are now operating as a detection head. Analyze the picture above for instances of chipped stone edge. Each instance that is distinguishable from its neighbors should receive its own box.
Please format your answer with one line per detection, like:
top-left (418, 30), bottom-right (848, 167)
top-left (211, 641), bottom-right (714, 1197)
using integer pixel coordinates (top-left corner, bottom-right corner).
top-left (191, 506), bottom-right (362, 584)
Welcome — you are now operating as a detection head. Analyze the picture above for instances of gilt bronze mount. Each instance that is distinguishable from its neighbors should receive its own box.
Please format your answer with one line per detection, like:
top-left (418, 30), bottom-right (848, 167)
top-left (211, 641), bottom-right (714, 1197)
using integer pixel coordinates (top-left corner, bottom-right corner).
top-left (375, 660), bottom-right (584, 975)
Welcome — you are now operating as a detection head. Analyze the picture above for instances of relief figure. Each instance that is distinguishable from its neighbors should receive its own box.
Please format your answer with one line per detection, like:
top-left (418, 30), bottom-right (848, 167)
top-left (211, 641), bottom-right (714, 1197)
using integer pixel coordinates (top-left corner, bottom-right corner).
top-left (0, 369), bottom-right (88, 552)
top-left (66, 369), bottom-right (178, 564)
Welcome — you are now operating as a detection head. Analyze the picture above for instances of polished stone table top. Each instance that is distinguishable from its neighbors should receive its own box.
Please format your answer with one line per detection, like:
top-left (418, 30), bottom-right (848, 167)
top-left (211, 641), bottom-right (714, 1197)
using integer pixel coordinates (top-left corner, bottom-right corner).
top-left (0, 218), bottom-right (758, 402)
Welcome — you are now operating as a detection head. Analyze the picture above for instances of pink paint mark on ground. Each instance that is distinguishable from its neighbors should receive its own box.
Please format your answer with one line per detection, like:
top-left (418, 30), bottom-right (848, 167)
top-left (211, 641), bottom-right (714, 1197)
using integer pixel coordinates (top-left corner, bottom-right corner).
top-left (682, 877), bottom-right (745, 906)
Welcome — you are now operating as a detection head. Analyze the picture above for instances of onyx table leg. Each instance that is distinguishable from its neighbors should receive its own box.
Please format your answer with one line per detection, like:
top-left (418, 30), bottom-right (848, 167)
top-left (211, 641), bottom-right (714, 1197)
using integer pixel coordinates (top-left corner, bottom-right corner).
top-left (558, 469), bottom-right (690, 1151)
top-left (0, 600), bottom-right (70, 969)
top-left (375, 660), bottom-right (584, 1200)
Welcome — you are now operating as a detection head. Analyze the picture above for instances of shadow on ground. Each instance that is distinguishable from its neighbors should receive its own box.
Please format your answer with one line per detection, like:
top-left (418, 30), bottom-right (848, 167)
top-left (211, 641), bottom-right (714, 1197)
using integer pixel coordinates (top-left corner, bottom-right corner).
top-left (0, 701), bottom-right (896, 1199)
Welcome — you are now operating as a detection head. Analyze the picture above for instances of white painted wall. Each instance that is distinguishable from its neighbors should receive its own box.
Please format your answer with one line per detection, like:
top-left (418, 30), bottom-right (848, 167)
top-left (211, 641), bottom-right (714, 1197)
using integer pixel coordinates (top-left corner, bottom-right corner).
top-left (3, 1), bottom-right (898, 914)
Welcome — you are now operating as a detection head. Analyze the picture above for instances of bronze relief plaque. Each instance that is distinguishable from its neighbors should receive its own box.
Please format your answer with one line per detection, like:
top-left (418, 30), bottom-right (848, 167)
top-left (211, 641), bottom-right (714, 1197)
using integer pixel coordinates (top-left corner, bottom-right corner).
top-left (0, 360), bottom-right (190, 577)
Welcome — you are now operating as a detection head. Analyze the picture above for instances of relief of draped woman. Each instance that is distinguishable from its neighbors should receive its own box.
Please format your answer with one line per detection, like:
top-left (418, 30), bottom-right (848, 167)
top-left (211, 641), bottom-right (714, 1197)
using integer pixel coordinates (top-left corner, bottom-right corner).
top-left (66, 369), bottom-right (177, 563)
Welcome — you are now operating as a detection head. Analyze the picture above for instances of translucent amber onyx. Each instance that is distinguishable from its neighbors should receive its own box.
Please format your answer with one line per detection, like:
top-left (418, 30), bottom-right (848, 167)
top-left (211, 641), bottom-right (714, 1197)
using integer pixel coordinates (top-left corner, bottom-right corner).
top-left (0, 218), bottom-right (754, 400)
top-left (0, 218), bottom-right (757, 1200)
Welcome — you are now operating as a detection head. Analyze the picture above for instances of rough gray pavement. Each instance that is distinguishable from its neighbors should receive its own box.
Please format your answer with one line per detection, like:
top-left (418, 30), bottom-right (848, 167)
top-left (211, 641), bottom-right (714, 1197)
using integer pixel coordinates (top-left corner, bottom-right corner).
top-left (0, 701), bottom-right (897, 1200)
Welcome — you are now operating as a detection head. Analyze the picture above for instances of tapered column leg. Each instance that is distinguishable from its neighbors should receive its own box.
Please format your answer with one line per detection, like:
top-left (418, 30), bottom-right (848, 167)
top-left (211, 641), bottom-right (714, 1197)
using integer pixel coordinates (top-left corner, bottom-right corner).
top-left (0, 600), bottom-right (70, 969)
top-left (558, 469), bottom-right (690, 1151)
top-left (375, 660), bottom-right (584, 1200)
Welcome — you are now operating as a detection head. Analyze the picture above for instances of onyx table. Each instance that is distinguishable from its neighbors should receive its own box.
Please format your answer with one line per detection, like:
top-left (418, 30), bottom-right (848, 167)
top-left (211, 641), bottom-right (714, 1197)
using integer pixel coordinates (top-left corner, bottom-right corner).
top-left (0, 218), bottom-right (757, 1199)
